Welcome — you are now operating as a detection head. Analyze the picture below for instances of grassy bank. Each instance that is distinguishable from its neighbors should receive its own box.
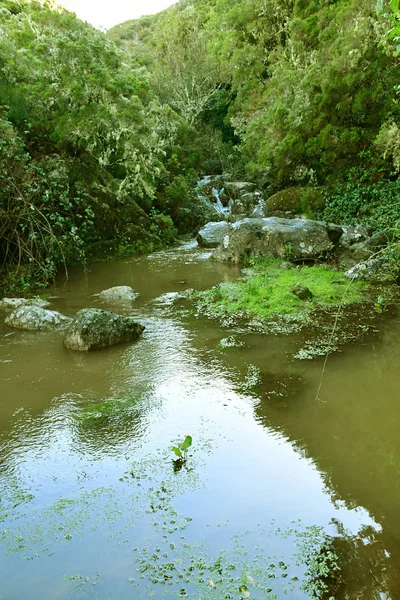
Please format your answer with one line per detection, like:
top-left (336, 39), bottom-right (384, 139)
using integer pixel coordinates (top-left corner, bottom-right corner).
top-left (194, 259), bottom-right (369, 325)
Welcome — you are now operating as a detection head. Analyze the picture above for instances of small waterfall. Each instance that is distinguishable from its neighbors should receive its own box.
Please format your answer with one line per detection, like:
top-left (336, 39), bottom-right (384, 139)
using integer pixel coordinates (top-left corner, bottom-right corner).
top-left (197, 176), bottom-right (234, 218)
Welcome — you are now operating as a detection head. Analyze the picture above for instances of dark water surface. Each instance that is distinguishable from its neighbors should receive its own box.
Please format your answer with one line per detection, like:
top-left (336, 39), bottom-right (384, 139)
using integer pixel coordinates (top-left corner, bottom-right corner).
top-left (1, 240), bottom-right (400, 599)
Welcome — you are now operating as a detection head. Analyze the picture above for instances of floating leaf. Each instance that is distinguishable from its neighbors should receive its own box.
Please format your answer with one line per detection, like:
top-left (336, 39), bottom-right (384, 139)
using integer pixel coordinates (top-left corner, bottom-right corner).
top-left (171, 446), bottom-right (182, 458)
top-left (180, 435), bottom-right (192, 453)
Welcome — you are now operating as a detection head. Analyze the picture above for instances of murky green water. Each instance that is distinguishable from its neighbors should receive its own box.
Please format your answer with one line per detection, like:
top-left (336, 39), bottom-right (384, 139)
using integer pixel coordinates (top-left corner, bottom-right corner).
top-left (1, 240), bottom-right (400, 599)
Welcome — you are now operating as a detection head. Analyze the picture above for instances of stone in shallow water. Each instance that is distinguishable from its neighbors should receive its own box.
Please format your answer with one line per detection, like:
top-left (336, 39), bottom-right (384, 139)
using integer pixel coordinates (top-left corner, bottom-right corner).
top-left (5, 306), bottom-right (71, 330)
top-left (0, 297), bottom-right (50, 310)
top-left (97, 286), bottom-right (139, 302)
top-left (64, 308), bottom-right (145, 351)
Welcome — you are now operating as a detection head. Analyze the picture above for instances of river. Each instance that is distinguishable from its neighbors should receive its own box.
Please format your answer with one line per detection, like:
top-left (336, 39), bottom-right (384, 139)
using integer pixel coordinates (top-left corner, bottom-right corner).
top-left (1, 240), bottom-right (400, 599)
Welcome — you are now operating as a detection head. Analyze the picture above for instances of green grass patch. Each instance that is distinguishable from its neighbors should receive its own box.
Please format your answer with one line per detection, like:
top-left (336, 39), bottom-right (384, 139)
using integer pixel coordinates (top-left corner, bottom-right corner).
top-left (195, 259), bottom-right (368, 321)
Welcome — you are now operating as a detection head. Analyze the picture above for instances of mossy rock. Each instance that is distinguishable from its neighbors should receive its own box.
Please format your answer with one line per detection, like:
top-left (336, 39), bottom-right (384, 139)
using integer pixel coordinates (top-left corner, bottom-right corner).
top-left (266, 187), bottom-right (325, 215)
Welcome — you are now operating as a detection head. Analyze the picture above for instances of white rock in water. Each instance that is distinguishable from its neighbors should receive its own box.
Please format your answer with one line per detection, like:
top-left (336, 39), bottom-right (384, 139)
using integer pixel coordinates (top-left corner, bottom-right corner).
top-left (0, 297), bottom-right (50, 310)
top-left (5, 306), bottom-right (71, 331)
top-left (97, 286), bottom-right (139, 302)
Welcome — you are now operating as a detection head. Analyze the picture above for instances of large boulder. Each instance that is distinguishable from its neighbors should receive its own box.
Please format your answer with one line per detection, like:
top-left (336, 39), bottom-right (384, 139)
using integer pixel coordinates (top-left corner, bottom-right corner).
top-left (197, 221), bottom-right (230, 248)
top-left (97, 286), bottom-right (139, 302)
top-left (212, 217), bottom-right (335, 263)
top-left (5, 306), bottom-right (71, 330)
top-left (64, 308), bottom-right (145, 351)
top-left (0, 297), bottom-right (50, 310)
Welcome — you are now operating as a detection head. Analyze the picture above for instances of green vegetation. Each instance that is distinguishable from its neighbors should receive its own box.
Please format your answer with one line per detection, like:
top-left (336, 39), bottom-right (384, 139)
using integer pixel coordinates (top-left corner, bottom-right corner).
top-left (195, 259), bottom-right (367, 323)
top-left (1, 0), bottom-right (399, 292)
top-left (171, 435), bottom-right (193, 460)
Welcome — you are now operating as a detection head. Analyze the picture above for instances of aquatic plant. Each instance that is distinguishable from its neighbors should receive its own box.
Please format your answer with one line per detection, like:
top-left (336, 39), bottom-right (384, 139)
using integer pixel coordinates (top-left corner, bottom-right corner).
top-left (172, 436), bottom-right (193, 461)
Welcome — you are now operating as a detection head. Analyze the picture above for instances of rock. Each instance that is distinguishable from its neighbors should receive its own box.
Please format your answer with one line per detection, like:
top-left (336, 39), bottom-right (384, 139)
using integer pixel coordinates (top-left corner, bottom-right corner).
top-left (97, 286), bottom-right (139, 302)
top-left (224, 181), bottom-right (256, 199)
top-left (265, 187), bottom-right (324, 215)
top-left (5, 306), bottom-right (71, 330)
top-left (232, 191), bottom-right (263, 216)
top-left (344, 256), bottom-right (398, 283)
top-left (0, 297), bottom-right (50, 310)
top-left (64, 308), bottom-right (145, 351)
top-left (212, 217), bottom-right (334, 263)
top-left (337, 227), bottom-right (385, 269)
top-left (291, 284), bottom-right (313, 300)
top-left (197, 221), bottom-right (230, 248)
top-left (250, 199), bottom-right (266, 218)
top-left (280, 262), bottom-right (295, 269)
top-left (339, 225), bottom-right (370, 248)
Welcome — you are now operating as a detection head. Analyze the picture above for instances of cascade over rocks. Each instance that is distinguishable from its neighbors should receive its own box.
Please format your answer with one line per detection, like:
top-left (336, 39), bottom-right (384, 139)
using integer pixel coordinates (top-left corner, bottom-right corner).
top-left (5, 306), bottom-right (71, 330)
top-left (211, 217), bottom-right (336, 263)
top-left (64, 308), bottom-right (145, 351)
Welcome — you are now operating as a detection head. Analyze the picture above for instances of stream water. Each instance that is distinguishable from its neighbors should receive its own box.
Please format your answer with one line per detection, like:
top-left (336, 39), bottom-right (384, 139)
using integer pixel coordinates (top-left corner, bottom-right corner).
top-left (1, 240), bottom-right (400, 599)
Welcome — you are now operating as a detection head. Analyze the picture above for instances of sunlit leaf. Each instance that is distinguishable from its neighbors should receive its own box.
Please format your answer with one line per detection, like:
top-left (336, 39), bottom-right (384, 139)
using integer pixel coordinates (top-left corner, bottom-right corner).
top-left (171, 446), bottom-right (182, 458)
top-left (180, 435), bottom-right (192, 452)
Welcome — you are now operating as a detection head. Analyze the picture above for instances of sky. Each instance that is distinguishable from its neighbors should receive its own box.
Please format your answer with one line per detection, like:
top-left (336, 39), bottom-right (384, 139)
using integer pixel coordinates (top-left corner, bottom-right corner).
top-left (58, 0), bottom-right (178, 30)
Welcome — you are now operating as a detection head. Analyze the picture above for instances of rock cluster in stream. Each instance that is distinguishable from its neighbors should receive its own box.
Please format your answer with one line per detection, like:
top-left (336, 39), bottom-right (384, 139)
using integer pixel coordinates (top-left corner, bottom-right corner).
top-left (197, 217), bottom-right (397, 283)
top-left (1, 291), bottom-right (145, 351)
top-left (195, 179), bottom-right (397, 282)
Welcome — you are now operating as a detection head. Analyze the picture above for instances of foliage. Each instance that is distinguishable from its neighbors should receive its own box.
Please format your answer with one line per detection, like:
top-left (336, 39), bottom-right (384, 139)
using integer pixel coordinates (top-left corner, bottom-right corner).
top-left (320, 180), bottom-right (400, 231)
top-left (0, 0), bottom-right (183, 291)
top-left (377, 0), bottom-right (400, 53)
top-left (110, 0), bottom-right (400, 191)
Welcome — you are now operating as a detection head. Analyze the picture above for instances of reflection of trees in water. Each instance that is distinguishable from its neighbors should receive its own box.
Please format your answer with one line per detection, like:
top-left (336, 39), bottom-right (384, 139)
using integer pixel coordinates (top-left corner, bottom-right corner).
top-left (252, 344), bottom-right (400, 599)
top-left (328, 521), bottom-right (400, 599)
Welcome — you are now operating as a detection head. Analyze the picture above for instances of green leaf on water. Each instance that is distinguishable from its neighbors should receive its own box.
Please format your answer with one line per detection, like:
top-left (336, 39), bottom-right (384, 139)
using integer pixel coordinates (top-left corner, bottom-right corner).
top-left (171, 446), bottom-right (182, 458)
top-left (180, 436), bottom-right (192, 453)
